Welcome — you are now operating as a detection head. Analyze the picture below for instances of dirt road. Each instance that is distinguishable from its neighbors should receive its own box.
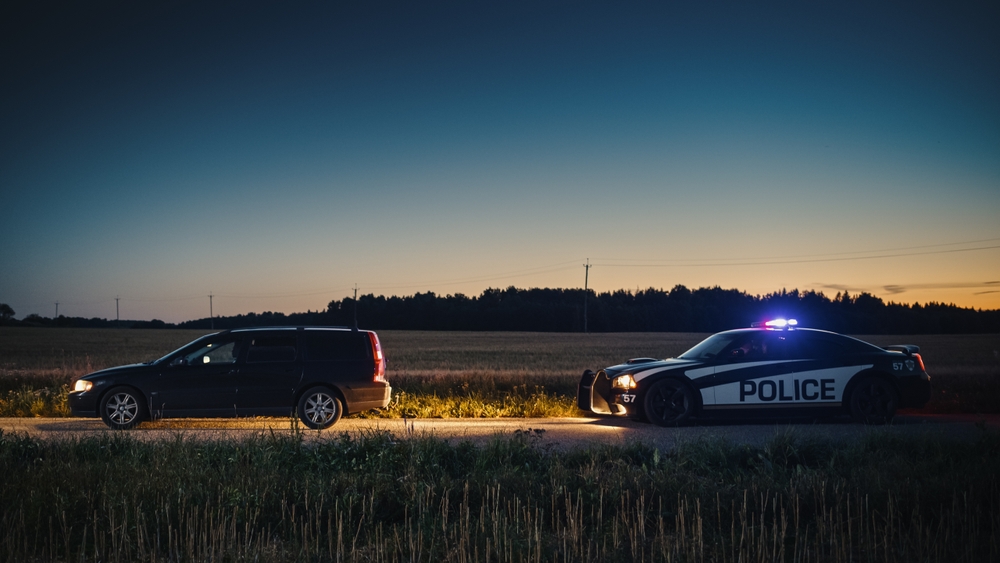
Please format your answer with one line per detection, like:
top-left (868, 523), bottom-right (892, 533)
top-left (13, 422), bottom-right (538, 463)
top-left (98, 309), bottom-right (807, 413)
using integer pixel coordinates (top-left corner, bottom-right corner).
top-left (2, 413), bottom-right (996, 450)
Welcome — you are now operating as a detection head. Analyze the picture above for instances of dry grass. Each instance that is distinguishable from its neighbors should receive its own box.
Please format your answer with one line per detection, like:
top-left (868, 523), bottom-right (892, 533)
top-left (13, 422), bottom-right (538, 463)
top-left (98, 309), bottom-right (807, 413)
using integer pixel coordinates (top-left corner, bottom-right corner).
top-left (1, 429), bottom-right (998, 562)
top-left (1, 328), bottom-right (998, 417)
top-left (378, 331), bottom-right (706, 377)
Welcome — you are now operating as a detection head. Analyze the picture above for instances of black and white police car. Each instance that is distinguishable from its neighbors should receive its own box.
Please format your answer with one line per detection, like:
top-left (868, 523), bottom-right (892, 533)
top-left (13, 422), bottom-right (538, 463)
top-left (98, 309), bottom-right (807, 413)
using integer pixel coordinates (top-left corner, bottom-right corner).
top-left (578, 320), bottom-right (930, 425)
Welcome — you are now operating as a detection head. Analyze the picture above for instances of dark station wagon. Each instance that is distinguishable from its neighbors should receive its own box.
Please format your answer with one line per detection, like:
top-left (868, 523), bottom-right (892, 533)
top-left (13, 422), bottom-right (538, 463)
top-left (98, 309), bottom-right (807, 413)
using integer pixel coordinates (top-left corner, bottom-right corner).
top-left (69, 326), bottom-right (391, 429)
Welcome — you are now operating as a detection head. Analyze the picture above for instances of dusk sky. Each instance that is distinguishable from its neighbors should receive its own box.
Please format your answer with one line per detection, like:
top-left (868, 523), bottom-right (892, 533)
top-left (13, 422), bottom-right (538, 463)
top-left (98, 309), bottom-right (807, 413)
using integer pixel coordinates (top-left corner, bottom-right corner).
top-left (2, 1), bottom-right (998, 324)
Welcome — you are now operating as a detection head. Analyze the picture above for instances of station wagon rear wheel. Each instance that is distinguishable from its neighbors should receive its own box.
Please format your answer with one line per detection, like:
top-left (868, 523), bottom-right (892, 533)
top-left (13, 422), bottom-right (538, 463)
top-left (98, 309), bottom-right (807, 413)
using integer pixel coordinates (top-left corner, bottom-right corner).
top-left (849, 377), bottom-right (898, 424)
top-left (297, 387), bottom-right (343, 429)
top-left (643, 379), bottom-right (696, 427)
top-left (99, 387), bottom-right (147, 430)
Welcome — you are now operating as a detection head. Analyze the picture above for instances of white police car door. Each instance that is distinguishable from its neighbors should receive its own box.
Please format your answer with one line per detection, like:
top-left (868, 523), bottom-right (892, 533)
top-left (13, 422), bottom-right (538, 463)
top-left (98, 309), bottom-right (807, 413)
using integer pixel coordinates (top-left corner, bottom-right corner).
top-left (710, 331), bottom-right (861, 409)
top-left (709, 332), bottom-right (809, 409)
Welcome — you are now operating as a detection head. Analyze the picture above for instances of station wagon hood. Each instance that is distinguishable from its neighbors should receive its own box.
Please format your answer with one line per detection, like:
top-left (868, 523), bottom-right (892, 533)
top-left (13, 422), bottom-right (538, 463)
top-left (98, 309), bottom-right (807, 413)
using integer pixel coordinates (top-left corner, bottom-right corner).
top-left (83, 363), bottom-right (150, 380)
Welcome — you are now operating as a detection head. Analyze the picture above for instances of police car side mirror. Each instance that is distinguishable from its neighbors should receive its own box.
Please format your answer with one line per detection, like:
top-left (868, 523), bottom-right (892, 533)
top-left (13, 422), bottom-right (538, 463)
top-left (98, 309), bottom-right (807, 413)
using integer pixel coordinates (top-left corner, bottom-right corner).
top-left (170, 357), bottom-right (188, 367)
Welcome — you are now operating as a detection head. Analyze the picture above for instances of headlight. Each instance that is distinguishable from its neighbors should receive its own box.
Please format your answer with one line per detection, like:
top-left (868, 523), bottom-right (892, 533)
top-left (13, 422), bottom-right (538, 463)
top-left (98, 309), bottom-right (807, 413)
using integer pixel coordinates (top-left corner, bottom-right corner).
top-left (73, 380), bottom-right (93, 393)
top-left (612, 374), bottom-right (636, 390)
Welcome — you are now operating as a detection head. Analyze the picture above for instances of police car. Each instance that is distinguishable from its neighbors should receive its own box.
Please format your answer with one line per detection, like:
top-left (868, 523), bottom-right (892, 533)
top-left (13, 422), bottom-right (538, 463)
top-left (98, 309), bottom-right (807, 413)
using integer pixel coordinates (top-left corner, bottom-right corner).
top-left (577, 320), bottom-right (930, 425)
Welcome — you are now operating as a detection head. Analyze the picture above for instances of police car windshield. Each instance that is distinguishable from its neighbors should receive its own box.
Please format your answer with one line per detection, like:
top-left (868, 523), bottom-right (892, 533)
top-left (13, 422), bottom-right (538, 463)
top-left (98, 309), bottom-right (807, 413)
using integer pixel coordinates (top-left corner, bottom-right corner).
top-left (678, 332), bottom-right (741, 360)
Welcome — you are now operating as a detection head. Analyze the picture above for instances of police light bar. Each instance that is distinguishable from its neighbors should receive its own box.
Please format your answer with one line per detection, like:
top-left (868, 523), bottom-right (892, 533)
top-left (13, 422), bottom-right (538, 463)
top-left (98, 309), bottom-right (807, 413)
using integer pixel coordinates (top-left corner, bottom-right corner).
top-left (751, 318), bottom-right (798, 329)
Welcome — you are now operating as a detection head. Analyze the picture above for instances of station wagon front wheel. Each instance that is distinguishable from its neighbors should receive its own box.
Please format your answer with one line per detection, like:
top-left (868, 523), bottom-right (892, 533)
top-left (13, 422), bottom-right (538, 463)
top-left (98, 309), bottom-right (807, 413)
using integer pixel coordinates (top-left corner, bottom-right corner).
top-left (297, 387), bottom-right (343, 429)
top-left (99, 387), bottom-right (147, 430)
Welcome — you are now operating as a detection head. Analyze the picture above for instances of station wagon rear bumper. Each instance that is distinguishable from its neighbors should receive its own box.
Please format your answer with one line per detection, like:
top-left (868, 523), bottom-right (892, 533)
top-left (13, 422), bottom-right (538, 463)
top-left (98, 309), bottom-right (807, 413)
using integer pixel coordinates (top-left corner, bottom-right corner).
top-left (342, 382), bottom-right (392, 414)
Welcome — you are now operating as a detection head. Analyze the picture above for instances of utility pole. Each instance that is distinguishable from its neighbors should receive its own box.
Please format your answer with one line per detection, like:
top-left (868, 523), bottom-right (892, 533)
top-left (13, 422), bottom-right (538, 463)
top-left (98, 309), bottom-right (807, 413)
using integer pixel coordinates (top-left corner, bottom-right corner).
top-left (583, 259), bottom-right (591, 333)
top-left (209, 292), bottom-right (214, 329)
top-left (352, 284), bottom-right (359, 330)
top-left (55, 301), bottom-right (59, 318)
top-left (115, 296), bottom-right (120, 324)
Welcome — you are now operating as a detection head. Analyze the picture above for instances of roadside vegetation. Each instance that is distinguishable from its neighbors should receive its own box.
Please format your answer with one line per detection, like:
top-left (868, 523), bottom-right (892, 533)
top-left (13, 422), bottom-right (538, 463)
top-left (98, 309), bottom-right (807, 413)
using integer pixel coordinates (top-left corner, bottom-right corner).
top-left (2, 427), bottom-right (997, 562)
top-left (1, 328), bottom-right (998, 417)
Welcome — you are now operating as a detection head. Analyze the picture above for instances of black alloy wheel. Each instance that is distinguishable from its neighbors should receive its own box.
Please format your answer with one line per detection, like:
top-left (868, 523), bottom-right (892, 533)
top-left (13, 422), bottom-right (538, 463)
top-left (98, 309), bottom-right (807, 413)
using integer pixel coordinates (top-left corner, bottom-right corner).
top-left (849, 377), bottom-right (899, 424)
top-left (643, 379), bottom-right (696, 427)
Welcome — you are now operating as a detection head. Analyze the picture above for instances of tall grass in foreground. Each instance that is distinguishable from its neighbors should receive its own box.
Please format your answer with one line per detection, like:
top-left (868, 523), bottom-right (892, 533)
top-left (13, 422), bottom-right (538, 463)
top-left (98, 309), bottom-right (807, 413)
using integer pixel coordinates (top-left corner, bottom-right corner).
top-left (2, 428), bottom-right (998, 562)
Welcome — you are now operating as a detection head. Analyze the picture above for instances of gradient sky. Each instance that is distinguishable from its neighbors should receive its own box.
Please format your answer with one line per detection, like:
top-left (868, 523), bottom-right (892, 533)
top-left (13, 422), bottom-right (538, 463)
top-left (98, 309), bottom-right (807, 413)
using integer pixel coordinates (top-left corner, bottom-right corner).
top-left (2, 0), bottom-right (998, 324)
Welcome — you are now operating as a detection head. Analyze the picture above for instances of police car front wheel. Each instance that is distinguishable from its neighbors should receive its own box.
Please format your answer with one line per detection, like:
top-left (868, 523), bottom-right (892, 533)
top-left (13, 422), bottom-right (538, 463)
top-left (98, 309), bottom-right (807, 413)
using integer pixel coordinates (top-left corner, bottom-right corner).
top-left (643, 379), bottom-right (696, 427)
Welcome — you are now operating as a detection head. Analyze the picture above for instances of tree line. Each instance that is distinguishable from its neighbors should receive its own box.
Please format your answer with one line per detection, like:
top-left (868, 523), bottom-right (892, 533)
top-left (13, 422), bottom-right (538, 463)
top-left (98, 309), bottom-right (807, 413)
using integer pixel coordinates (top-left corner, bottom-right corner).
top-left (4, 285), bottom-right (998, 334)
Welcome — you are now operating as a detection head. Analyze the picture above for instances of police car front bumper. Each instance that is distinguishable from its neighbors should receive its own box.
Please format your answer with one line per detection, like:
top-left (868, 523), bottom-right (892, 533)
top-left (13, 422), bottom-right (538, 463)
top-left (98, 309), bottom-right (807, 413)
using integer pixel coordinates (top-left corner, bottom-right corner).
top-left (609, 390), bottom-right (639, 415)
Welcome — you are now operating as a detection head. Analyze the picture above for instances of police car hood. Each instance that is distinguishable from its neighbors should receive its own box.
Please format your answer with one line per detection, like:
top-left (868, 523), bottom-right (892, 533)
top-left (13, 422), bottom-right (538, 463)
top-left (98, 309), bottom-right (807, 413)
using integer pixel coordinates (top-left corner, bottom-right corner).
top-left (603, 358), bottom-right (701, 378)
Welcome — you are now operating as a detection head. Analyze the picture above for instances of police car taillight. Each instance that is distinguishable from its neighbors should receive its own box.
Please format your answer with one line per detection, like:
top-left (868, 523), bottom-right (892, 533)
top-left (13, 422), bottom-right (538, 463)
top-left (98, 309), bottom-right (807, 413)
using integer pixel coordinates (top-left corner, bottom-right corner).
top-left (913, 353), bottom-right (926, 372)
top-left (369, 332), bottom-right (386, 383)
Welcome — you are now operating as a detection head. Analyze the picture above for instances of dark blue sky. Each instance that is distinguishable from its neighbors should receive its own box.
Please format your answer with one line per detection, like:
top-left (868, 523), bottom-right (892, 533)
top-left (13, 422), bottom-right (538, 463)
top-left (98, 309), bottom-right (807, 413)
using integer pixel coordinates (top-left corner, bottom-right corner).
top-left (2, 1), bottom-right (998, 322)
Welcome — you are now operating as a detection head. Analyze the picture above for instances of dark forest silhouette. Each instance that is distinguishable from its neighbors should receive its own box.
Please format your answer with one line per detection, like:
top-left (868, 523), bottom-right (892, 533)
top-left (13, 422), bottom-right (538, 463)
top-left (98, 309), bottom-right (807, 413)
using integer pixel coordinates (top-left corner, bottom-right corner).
top-left (6, 285), bottom-right (998, 334)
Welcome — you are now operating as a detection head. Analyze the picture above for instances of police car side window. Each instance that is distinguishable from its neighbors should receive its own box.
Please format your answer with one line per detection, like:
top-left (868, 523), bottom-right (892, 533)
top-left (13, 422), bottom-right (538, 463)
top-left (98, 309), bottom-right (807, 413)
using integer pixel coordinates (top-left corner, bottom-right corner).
top-left (725, 334), bottom-right (770, 360)
top-left (795, 333), bottom-right (845, 358)
top-left (762, 333), bottom-right (792, 359)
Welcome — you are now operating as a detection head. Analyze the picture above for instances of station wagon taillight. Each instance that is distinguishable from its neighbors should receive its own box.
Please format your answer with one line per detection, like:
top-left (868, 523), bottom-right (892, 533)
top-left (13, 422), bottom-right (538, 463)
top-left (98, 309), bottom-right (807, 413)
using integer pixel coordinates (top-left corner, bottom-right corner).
top-left (369, 332), bottom-right (386, 382)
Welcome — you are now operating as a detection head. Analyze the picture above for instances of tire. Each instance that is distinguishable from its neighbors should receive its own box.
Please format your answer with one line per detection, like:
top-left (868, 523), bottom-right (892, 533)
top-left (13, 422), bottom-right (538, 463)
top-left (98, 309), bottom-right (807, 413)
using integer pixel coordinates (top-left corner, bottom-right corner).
top-left (849, 377), bottom-right (899, 424)
top-left (99, 387), bottom-right (147, 430)
top-left (643, 379), bottom-right (696, 427)
top-left (297, 387), bottom-right (343, 429)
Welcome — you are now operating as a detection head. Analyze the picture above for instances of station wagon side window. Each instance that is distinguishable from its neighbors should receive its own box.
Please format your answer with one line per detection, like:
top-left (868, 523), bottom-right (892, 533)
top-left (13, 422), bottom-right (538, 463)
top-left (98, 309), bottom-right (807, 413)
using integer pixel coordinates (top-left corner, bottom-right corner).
top-left (246, 335), bottom-right (298, 363)
top-left (181, 340), bottom-right (241, 365)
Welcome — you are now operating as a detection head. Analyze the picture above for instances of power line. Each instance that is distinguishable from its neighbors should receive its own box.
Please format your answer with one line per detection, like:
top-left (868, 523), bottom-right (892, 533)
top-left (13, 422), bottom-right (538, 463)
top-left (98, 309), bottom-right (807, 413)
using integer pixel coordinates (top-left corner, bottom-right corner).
top-left (594, 244), bottom-right (1000, 268)
top-left (595, 236), bottom-right (1000, 265)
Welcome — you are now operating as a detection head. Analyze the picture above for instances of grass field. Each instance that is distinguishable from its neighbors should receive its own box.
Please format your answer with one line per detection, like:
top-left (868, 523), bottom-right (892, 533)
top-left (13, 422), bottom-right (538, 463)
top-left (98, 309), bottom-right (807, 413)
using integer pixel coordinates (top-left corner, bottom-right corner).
top-left (1, 427), bottom-right (997, 562)
top-left (2, 327), bottom-right (999, 562)
top-left (1, 327), bottom-right (998, 417)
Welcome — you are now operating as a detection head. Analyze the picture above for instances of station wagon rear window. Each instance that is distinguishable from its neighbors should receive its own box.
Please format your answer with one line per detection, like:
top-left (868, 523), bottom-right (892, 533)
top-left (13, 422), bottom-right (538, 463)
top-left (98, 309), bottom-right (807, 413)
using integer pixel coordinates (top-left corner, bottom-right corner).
top-left (302, 331), bottom-right (369, 361)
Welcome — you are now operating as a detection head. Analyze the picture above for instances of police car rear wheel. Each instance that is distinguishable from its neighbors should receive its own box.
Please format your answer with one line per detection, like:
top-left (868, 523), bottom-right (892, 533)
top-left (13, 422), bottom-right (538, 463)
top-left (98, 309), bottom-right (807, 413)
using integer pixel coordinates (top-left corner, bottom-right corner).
top-left (849, 377), bottom-right (898, 424)
top-left (643, 379), bottom-right (696, 427)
